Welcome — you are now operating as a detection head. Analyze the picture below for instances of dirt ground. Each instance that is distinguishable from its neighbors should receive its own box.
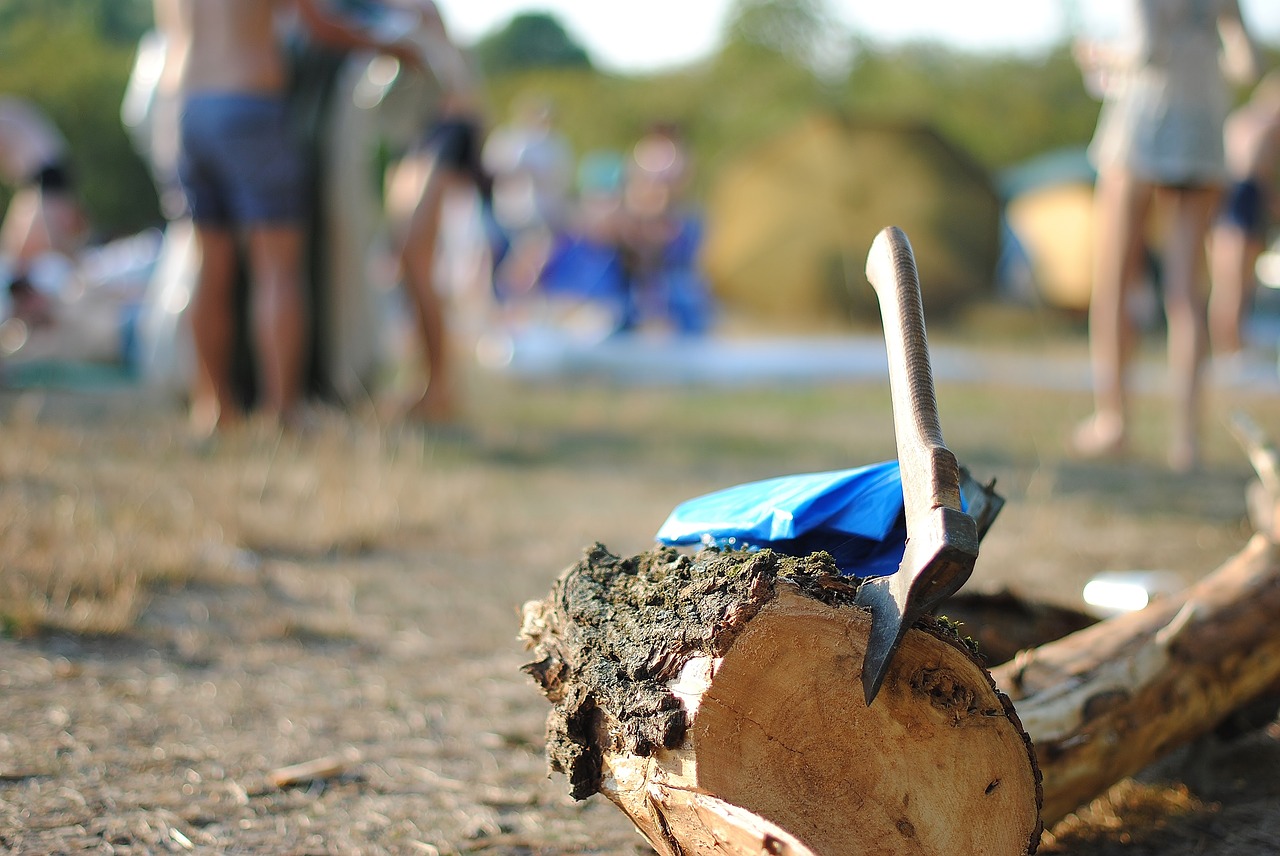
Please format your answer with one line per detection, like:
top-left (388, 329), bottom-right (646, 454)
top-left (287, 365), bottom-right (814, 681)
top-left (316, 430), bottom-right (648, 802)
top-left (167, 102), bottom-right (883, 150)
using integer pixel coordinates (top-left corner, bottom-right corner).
top-left (2, 340), bottom-right (1280, 855)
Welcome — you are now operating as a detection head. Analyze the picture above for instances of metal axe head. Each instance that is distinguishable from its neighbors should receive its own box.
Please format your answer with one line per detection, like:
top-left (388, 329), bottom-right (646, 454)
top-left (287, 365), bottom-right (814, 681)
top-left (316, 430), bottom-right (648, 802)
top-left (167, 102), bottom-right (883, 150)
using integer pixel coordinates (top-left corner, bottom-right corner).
top-left (855, 227), bottom-right (979, 706)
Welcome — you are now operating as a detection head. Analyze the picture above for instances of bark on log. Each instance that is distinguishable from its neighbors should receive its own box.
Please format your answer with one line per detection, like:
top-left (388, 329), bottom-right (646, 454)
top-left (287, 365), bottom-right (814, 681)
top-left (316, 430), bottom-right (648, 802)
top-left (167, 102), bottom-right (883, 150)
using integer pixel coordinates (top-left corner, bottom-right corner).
top-left (998, 413), bottom-right (1280, 826)
top-left (937, 591), bottom-right (1097, 666)
top-left (996, 532), bottom-right (1280, 827)
top-left (521, 546), bottom-right (1043, 856)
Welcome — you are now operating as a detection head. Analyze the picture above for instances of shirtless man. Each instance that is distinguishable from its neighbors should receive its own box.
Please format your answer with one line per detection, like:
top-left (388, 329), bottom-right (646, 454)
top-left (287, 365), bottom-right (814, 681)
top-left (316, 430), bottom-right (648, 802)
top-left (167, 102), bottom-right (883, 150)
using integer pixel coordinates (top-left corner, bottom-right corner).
top-left (153, 0), bottom-right (416, 433)
top-left (1209, 70), bottom-right (1280, 359)
top-left (0, 96), bottom-right (89, 311)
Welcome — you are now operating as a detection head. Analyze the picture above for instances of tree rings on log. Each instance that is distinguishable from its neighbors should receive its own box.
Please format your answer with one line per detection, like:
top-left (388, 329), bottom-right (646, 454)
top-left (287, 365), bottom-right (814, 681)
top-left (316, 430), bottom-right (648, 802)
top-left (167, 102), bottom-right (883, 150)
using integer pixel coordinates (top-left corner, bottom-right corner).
top-left (521, 545), bottom-right (1043, 856)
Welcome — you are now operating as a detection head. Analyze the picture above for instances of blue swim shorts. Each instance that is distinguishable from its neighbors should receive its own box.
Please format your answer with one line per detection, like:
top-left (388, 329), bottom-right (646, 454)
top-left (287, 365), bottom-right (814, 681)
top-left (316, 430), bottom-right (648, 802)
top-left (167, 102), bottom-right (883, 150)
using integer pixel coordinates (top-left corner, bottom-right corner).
top-left (178, 93), bottom-right (307, 227)
top-left (1219, 178), bottom-right (1269, 241)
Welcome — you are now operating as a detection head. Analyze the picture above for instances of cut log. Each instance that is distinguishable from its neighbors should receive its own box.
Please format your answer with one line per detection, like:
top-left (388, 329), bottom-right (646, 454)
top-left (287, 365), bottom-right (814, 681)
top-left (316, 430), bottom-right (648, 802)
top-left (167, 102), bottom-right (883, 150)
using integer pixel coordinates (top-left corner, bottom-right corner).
top-left (521, 546), bottom-right (1043, 856)
top-left (993, 414), bottom-right (1280, 827)
top-left (995, 531), bottom-right (1280, 826)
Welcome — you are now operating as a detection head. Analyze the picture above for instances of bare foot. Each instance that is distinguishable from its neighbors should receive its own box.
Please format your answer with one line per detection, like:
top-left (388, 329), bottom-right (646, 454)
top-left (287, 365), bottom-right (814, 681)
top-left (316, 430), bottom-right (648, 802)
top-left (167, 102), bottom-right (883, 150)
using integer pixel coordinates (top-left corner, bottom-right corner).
top-left (189, 398), bottom-right (241, 440)
top-left (1070, 412), bottom-right (1127, 460)
top-left (403, 385), bottom-right (459, 426)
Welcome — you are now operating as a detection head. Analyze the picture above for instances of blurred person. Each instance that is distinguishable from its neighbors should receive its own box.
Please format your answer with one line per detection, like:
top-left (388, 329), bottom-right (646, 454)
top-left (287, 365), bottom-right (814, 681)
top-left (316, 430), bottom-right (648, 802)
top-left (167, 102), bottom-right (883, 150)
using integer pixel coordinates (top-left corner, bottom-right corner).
top-left (483, 94), bottom-right (573, 298)
top-left (616, 122), bottom-right (714, 335)
top-left (1072, 0), bottom-right (1259, 473)
top-left (379, 0), bottom-right (489, 424)
top-left (1209, 69), bottom-right (1280, 360)
top-left (0, 95), bottom-right (90, 311)
top-left (152, 0), bottom-right (416, 434)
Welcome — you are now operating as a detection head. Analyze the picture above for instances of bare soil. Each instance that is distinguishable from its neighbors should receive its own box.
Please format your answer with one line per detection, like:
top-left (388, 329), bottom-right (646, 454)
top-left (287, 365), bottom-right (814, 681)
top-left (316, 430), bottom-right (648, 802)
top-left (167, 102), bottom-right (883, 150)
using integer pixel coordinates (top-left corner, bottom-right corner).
top-left (2, 347), bottom-right (1279, 855)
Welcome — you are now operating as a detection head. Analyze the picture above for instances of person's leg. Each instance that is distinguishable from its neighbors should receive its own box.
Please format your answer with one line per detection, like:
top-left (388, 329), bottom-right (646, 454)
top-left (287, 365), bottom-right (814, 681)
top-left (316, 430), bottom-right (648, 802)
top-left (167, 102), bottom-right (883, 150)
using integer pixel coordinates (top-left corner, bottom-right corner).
top-left (244, 224), bottom-right (307, 426)
top-left (1207, 180), bottom-right (1266, 359)
top-left (1161, 185), bottom-right (1218, 473)
top-left (1208, 222), bottom-right (1261, 357)
top-left (0, 188), bottom-right (50, 269)
top-left (196, 93), bottom-right (310, 428)
top-left (1074, 168), bottom-right (1151, 456)
top-left (388, 152), bottom-right (458, 422)
top-left (188, 226), bottom-right (242, 434)
top-left (0, 185), bottom-right (88, 272)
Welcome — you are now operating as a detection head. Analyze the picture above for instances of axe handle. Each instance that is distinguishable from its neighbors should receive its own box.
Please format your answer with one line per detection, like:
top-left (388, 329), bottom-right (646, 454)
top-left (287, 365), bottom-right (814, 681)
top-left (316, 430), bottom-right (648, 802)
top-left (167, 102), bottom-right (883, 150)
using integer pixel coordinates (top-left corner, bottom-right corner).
top-left (864, 227), bottom-right (964, 519)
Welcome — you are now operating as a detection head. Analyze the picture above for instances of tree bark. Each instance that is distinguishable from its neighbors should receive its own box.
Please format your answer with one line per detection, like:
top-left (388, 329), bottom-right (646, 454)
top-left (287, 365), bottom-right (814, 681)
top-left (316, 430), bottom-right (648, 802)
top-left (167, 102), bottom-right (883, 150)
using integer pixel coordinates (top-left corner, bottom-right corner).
top-left (994, 532), bottom-right (1280, 827)
top-left (521, 547), bottom-right (1043, 856)
top-left (994, 414), bottom-right (1280, 827)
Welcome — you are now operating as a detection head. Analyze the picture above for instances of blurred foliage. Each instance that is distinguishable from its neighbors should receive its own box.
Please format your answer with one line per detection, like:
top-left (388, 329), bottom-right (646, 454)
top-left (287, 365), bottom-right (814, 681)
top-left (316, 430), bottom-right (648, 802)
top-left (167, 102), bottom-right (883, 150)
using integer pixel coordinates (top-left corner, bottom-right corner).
top-left (0, 6), bottom-right (159, 237)
top-left (1, 0), bottom-right (1276, 240)
top-left (723, 0), bottom-right (854, 81)
top-left (472, 11), bottom-right (592, 75)
top-left (0, 0), bottom-right (151, 45)
top-left (843, 42), bottom-right (1102, 170)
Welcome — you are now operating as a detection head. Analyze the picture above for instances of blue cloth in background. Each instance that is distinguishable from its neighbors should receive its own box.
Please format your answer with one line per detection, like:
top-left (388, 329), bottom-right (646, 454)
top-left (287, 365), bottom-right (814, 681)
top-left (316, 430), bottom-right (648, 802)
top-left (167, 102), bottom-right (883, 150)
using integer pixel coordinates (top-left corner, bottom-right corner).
top-left (655, 461), bottom-right (910, 579)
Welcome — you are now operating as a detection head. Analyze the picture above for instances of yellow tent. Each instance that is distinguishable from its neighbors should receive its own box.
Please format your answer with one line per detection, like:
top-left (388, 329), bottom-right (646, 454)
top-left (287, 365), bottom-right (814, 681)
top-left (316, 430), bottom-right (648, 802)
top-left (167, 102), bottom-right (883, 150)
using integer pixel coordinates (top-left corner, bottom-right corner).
top-left (999, 148), bottom-right (1097, 313)
top-left (701, 114), bottom-right (1000, 328)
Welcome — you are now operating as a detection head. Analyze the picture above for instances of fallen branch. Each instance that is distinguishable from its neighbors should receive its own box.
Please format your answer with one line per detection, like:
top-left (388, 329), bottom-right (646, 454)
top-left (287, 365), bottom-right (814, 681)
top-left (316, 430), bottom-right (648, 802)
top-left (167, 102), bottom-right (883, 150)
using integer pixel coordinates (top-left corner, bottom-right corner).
top-left (993, 412), bottom-right (1280, 826)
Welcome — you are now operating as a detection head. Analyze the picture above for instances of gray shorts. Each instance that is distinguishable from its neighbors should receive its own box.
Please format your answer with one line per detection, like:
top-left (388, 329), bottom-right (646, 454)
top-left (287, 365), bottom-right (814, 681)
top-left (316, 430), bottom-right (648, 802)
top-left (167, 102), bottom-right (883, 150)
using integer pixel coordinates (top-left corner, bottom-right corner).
top-left (178, 93), bottom-right (306, 227)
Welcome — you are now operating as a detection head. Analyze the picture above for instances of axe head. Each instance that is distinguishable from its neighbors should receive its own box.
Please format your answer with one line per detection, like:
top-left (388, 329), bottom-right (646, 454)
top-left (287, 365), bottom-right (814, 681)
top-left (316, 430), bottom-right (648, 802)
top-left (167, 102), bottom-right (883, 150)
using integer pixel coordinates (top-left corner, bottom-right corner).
top-left (856, 505), bottom-right (978, 705)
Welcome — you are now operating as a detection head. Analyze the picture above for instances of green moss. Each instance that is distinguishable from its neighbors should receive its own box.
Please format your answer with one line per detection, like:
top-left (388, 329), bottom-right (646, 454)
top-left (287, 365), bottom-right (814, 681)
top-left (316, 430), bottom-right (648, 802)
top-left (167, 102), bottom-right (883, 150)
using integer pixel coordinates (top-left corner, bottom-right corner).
top-left (523, 543), bottom-right (868, 799)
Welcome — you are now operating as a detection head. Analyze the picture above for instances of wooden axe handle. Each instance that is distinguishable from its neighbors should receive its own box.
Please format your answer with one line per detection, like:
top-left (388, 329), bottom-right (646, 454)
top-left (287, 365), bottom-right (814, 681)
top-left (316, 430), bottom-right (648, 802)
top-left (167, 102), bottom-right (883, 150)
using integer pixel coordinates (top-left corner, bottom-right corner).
top-left (864, 226), bottom-right (964, 521)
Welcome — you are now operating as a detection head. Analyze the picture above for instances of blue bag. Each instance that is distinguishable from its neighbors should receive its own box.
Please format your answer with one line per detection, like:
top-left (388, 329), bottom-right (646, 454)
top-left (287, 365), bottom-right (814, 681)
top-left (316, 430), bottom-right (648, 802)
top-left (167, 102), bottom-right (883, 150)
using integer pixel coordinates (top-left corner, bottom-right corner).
top-left (654, 461), bottom-right (911, 579)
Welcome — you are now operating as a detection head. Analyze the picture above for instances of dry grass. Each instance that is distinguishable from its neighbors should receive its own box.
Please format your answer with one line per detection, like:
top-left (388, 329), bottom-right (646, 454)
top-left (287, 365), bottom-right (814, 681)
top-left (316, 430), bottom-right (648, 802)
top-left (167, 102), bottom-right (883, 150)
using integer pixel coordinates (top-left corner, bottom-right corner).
top-left (0, 393), bottom-right (458, 637)
top-left (3, 338), bottom-right (1275, 637)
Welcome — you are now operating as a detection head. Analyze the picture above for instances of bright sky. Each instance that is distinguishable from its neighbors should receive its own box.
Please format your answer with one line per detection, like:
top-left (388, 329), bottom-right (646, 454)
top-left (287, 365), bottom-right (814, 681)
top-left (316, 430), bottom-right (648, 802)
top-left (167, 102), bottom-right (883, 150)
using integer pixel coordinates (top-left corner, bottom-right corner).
top-left (435, 0), bottom-right (1280, 74)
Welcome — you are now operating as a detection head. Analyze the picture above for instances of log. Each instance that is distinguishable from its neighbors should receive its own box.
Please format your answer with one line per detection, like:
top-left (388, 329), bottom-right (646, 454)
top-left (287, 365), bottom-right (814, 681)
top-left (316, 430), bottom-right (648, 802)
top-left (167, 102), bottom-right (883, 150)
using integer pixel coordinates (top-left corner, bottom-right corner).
top-left (995, 530), bottom-right (1280, 826)
top-left (520, 546), bottom-right (1043, 856)
top-left (997, 412), bottom-right (1280, 826)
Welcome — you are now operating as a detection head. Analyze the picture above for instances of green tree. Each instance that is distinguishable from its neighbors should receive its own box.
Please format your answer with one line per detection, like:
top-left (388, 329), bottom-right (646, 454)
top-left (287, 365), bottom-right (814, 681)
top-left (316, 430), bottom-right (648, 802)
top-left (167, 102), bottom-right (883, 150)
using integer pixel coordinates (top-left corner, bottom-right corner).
top-left (0, 0), bottom-right (150, 44)
top-left (722, 0), bottom-right (853, 82)
top-left (843, 42), bottom-right (1100, 169)
top-left (473, 12), bottom-right (593, 76)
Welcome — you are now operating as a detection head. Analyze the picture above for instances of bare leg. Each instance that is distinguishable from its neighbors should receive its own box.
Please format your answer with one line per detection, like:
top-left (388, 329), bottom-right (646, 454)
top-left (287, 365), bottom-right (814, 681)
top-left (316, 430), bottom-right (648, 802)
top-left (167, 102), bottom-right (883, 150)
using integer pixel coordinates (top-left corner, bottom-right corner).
top-left (188, 226), bottom-right (242, 434)
top-left (0, 189), bottom-right (88, 268)
top-left (1208, 222), bottom-right (1260, 357)
top-left (389, 153), bottom-right (458, 423)
top-left (244, 224), bottom-right (307, 427)
top-left (1074, 168), bottom-right (1151, 457)
top-left (1161, 186), bottom-right (1218, 473)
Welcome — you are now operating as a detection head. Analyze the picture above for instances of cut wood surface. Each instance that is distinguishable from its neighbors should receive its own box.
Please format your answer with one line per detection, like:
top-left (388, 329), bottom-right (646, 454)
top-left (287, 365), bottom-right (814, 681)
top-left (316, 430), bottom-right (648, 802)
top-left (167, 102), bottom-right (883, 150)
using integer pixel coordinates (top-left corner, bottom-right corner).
top-left (521, 546), bottom-right (1042, 856)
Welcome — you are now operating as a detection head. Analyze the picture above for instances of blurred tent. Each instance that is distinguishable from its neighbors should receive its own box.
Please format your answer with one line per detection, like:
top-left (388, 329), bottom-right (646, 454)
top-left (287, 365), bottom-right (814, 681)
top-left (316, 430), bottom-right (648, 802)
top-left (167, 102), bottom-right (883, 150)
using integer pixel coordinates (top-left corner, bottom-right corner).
top-left (700, 114), bottom-right (1000, 328)
top-left (999, 147), bottom-right (1097, 313)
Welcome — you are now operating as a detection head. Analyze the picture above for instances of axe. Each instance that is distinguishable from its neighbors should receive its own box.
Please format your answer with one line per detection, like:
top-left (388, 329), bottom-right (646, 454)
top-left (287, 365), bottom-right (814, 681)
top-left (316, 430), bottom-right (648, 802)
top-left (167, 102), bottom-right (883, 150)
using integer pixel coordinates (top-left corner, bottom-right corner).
top-left (856, 226), bottom-right (979, 706)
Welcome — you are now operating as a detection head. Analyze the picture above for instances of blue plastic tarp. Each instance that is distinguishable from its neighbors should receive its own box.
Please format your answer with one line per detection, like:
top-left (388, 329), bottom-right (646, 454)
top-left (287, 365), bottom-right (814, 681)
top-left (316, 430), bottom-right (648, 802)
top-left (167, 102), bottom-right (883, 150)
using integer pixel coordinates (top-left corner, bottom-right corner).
top-left (654, 461), bottom-right (912, 579)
